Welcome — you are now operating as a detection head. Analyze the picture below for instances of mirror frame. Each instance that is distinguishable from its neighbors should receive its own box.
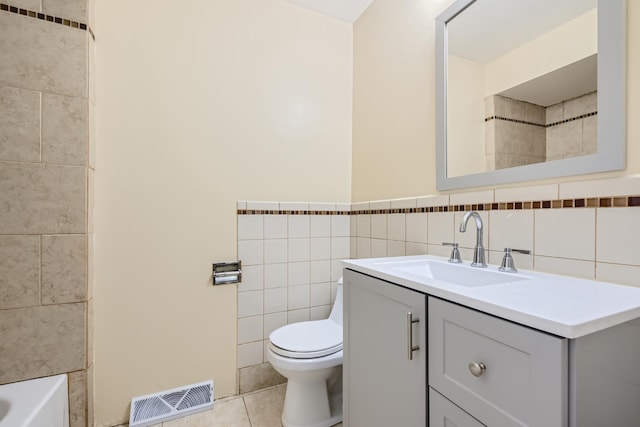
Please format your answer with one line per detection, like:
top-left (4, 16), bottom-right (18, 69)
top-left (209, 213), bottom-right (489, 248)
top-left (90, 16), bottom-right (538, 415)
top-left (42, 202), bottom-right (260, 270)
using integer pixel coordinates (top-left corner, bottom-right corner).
top-left (436, 0), bottom-right (626, 191)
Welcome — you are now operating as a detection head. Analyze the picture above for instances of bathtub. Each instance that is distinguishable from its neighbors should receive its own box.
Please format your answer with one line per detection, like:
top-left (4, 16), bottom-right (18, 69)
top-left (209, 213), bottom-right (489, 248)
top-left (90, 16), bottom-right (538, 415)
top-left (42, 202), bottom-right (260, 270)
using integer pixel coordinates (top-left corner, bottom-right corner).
top-left (0, 374), bottom-right (69, 427)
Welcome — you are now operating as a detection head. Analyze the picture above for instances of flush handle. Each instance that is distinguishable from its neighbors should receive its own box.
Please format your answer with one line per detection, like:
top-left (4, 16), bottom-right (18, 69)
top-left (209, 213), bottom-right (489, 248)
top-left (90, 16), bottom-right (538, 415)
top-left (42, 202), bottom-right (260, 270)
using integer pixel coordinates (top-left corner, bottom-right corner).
top-left (406, 312), bottom-right (420, 360)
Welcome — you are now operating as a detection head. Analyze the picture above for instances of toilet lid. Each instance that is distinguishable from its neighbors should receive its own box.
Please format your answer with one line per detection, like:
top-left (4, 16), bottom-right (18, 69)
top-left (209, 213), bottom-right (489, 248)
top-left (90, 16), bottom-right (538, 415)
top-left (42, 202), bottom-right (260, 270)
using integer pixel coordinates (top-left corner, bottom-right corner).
top-left (269, 319), bottom-right (342, 359)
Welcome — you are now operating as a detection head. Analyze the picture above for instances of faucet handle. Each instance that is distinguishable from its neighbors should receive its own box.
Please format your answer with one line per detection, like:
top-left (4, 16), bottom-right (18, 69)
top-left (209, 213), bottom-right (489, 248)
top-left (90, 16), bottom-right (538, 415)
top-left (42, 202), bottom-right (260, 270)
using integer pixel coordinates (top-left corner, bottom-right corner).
top-left (442, 242), bottom-right (463, 264)
top-left (498, 248), bottom-right (531, 273)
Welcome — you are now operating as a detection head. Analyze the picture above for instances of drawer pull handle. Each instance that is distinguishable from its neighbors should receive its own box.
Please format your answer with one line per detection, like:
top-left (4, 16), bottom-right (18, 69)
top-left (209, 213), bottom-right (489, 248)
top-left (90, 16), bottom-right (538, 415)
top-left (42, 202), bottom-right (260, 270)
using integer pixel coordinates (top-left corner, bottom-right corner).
top-left (468, 361), bottom-right (487, 377)
top-left (406, 312), bottom-right (420, 360)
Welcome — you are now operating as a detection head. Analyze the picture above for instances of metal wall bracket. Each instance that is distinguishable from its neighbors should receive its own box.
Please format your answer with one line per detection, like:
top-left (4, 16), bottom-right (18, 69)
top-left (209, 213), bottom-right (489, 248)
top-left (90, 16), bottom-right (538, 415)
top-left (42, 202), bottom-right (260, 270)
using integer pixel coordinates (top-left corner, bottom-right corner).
top-left (212, 261), bottom-right (242, 285)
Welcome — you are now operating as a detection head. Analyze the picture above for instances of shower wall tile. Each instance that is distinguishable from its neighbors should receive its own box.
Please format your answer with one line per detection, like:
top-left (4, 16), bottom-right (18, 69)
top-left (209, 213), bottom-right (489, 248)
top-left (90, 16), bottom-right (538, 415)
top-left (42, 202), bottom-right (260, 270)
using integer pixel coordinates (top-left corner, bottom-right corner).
top-left (0, 235), bottom-right (40, 310)
top-left (596, 208), bottom-right (640, 266)
top-left (0, 303), bottom-right (86, 384)
top-left (582, 115), bottom-right (597, 154)
top-left (41, 234), bottom-right (88, 305)
top-left (42, 0), bottom-right (87, 24)
top-left (0, 13), bottom-right (87, 98)
top-left (0, 86), bottom-right (41, 162)
top-left (0, 163), bottom-right (86, 234)
top-left (41, 93), bottom-right (88, 165)
top-left (3, 0), bottom-right (41, 11)
top-left (68, 369), bottom-right (87, 427)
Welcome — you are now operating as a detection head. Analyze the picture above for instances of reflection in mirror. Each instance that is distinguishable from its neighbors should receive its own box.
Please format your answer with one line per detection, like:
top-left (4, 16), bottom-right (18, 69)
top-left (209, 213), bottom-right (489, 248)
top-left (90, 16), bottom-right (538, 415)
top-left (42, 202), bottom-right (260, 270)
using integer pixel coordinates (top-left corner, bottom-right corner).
top-left (436, 0), bottom-right (626, 191)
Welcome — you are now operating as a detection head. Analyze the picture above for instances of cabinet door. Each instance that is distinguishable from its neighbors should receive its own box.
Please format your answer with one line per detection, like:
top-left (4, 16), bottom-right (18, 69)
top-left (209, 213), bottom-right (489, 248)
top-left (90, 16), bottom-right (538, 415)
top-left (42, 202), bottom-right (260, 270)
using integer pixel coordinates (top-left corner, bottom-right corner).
top-left (344, 270), bottom-right (426, 427)
top-left (430, 388), bottom-right (486, 427)
top-left (429, 297), bottom-right (568, 427)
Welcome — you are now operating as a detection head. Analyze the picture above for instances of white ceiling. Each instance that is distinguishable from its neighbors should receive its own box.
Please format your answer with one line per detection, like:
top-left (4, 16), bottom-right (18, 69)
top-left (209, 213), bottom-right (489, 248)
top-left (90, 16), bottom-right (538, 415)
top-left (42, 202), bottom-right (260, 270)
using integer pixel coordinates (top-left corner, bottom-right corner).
top-left (283, 0), bottom-right (373, 23)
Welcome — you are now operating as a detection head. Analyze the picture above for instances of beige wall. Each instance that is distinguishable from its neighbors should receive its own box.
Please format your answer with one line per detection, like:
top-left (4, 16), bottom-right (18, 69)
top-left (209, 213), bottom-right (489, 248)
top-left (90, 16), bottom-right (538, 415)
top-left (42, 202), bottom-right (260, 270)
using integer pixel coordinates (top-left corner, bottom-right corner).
top-left (352, 0), bottom-right (640, 201)
top-left (94, 0), bottom-right (352, 425)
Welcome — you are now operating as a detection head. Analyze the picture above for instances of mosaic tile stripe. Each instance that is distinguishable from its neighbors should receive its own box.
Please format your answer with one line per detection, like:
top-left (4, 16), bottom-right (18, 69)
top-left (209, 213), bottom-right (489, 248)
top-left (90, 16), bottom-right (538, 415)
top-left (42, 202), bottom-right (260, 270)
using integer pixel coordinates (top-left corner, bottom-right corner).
top-left (237, 195), bottom-right (640, 215)
top-left (0, 3), bottom-right (88, 32)
top-left (484, 111), bottom-right (597, 128)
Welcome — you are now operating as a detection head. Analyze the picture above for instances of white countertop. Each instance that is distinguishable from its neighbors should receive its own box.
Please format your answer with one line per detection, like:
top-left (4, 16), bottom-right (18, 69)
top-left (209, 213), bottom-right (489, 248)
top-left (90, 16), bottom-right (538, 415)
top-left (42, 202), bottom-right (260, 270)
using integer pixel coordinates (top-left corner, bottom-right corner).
top-left (343, 255), bottom-right (640, 339)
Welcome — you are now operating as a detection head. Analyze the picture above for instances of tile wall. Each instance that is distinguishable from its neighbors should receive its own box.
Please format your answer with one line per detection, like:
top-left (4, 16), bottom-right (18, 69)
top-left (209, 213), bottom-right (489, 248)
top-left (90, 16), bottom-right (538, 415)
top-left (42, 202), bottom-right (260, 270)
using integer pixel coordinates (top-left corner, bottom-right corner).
top-left (236, 201), bottom-right (350, 393)
top-left (350, 177), bottom-right (640, 286)
top-left (485, 92), bottom-right (597, 170)
top-left (0, 2), bottom-right (94, 427)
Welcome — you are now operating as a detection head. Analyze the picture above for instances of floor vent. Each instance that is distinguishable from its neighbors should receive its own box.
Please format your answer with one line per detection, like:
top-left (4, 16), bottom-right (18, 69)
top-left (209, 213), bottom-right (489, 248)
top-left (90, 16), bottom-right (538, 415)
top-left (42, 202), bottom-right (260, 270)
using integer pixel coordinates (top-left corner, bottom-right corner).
top-left (129, 380), bottom-right (213, 427)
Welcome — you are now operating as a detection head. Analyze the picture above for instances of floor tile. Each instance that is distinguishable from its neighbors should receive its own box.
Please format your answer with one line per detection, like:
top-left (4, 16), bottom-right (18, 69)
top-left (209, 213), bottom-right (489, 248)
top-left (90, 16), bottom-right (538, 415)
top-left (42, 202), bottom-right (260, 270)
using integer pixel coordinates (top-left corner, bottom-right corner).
top-left (162, 397), bottom-right (250, 427)
top-left (243, 385), bottom-right (286, 427)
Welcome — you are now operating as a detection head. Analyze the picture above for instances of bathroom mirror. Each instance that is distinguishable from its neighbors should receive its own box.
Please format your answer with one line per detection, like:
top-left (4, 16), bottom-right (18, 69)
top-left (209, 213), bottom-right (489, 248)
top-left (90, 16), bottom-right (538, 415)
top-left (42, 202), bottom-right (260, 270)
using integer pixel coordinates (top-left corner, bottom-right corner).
top-left (436, 0), bottom-right (626, 191)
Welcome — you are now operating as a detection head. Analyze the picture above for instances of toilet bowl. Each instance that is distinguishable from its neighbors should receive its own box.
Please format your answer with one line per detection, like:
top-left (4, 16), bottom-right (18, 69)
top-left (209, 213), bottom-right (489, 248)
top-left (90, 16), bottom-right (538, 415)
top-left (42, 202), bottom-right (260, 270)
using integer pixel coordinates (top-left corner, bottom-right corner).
top-left (267, 278), bottom-right (343, 427)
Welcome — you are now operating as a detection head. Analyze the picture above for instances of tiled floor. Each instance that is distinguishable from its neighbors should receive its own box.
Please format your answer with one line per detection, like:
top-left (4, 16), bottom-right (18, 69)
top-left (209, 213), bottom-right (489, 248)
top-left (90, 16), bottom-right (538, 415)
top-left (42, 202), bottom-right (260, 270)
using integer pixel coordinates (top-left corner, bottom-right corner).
top-left (152, 384), bottom-right (343, 427)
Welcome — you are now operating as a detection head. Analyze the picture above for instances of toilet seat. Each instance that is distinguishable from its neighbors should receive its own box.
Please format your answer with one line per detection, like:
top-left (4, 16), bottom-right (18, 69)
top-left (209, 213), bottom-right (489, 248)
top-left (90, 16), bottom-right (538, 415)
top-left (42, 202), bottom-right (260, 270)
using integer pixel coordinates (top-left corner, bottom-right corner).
top-left (269, 319), bottom-right (342, 359)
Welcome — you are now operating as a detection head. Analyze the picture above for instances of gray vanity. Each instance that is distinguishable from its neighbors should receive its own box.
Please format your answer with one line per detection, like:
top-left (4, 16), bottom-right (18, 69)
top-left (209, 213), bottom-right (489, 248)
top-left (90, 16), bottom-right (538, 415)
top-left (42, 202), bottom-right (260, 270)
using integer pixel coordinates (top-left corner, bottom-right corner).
top-left (342, 256), bottom-right (640, 427)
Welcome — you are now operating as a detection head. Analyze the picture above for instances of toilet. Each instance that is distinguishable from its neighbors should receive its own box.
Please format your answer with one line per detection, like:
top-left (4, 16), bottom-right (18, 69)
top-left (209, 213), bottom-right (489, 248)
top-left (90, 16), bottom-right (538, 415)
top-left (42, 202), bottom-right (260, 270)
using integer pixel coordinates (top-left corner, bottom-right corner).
top-left (267, 278), bottom-right (343, 427)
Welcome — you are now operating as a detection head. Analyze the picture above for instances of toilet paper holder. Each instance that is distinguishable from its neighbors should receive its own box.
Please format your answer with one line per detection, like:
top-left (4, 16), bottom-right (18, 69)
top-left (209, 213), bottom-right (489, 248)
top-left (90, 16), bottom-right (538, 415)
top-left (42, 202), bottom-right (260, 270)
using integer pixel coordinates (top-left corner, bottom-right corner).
top-left (212, 261), bottom-right (242, 285)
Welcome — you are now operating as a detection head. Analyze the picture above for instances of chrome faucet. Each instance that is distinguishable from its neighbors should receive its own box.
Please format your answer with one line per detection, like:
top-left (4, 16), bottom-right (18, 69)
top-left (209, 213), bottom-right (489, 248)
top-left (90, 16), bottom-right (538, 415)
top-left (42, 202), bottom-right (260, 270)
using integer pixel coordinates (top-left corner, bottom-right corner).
top-left (460, 211), bottom-right (487, 267)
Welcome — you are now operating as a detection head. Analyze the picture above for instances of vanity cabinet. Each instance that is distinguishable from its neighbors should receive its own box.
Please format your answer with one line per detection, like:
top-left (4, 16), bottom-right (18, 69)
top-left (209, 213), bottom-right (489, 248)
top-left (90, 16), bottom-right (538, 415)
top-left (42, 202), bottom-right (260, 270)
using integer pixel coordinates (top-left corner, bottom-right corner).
top-left (344, 267), bottom-right (640, 427)
top-left (343, 270), bottom-right (426, 427)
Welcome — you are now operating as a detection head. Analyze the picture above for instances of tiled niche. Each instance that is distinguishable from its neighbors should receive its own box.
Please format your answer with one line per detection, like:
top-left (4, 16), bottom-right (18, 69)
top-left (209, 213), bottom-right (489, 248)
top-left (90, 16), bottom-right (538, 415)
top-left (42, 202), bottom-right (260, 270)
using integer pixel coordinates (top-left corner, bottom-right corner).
top-left (485, 92), bottom-right (597, 170)
top-left (236, 201), bottom-right (350, 393)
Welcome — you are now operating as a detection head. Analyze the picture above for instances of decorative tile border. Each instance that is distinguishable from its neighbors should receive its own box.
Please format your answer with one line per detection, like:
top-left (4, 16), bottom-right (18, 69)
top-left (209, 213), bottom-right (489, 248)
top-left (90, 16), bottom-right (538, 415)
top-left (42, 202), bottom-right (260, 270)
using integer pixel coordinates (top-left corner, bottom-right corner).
top-left (485, 111), bottom-right (597, 128)
top-left (238, 195), bottom-right (640, 215)
top-left (0, 3), bottom-right (89, 32)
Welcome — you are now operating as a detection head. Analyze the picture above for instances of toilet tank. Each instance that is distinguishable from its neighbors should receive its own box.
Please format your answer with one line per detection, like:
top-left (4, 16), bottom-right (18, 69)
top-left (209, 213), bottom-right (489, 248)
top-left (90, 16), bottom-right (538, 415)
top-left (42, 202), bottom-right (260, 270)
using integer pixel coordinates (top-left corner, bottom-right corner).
top-left (329, 277), bottom-right (343, 326)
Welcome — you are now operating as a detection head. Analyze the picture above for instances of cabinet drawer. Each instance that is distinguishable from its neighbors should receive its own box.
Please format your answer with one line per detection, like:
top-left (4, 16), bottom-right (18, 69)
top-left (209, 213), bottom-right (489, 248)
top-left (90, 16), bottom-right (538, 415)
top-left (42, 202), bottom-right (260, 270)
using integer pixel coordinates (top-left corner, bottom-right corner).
top-left (430, 387), bottom-right (485, 427)
top-left (428, 297), bottom-right (568, 427)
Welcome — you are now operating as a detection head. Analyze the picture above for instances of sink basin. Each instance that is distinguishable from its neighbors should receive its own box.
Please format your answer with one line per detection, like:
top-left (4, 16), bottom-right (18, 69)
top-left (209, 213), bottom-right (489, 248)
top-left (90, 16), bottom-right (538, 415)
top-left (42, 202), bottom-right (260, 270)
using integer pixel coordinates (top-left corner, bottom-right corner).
top-left (378, 260), bottom-right (530, 287)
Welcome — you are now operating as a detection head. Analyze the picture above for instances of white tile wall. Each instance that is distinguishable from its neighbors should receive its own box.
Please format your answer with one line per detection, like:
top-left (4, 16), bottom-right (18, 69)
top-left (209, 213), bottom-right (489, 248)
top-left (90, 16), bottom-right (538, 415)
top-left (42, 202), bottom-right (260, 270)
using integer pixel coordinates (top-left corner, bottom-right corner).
top-left (237, 206), bottom-right (351, 368)
top-left (239, 179), bottom-right (640, 369)
top-left (535, 209), bottom-right (595, 260)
